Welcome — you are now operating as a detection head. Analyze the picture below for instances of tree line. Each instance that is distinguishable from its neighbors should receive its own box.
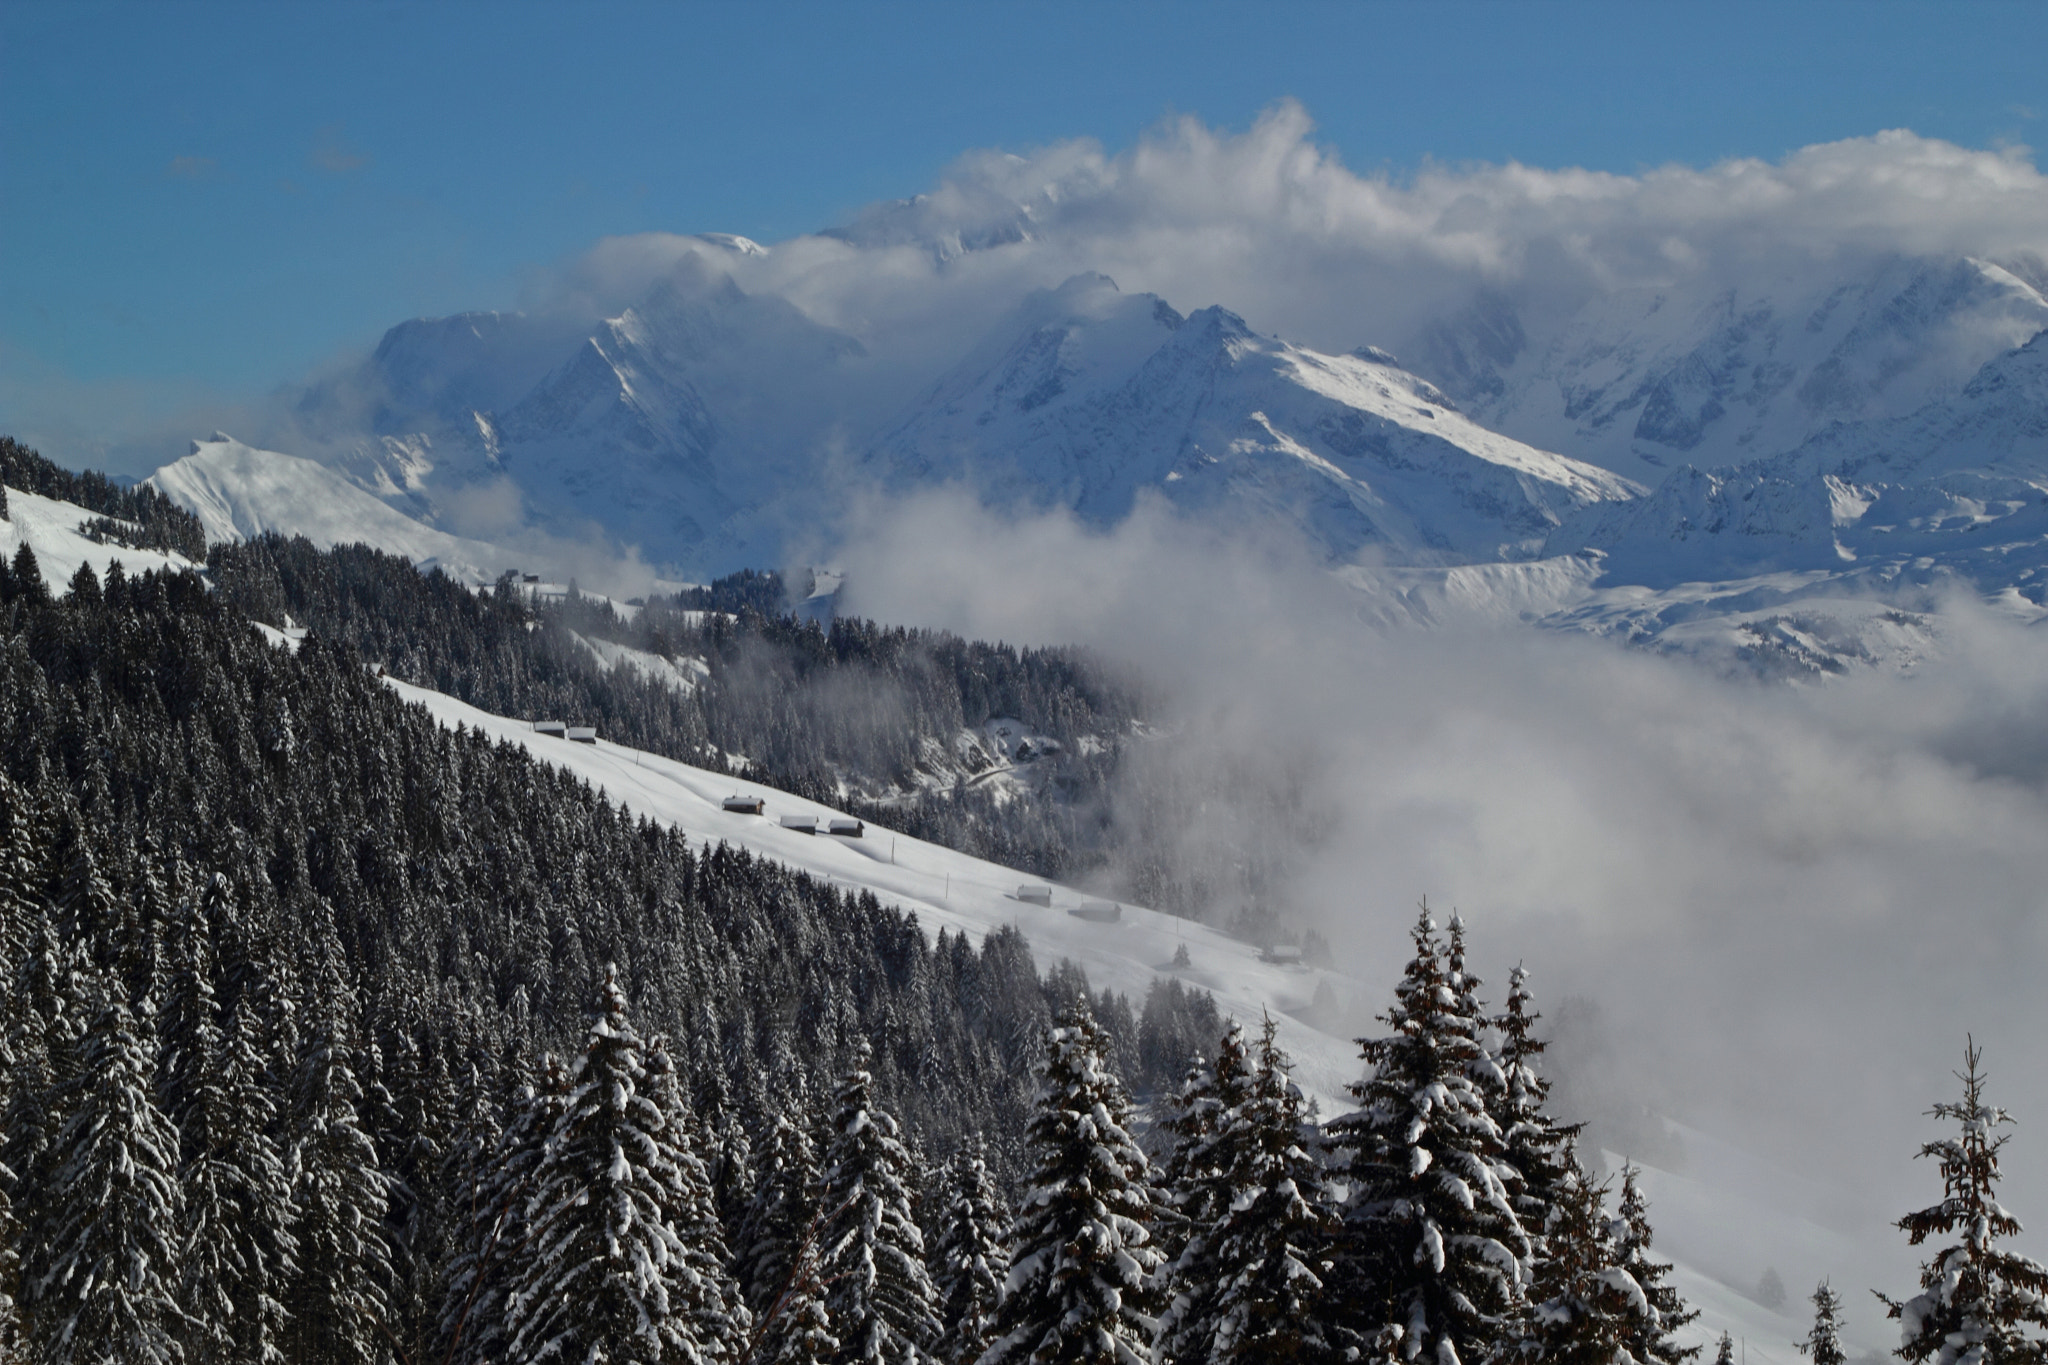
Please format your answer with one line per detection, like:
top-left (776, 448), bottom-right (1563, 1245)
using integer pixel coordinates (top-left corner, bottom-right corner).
top-left (0, 437), bottom-right (208, 562)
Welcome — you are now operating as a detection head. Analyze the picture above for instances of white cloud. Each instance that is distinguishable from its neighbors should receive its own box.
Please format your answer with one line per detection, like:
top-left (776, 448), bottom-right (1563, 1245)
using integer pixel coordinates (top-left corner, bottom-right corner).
top-left (836, 486), bottom-right (2048, 1328)
top-left (553, 105), bottom-right (2048, 374)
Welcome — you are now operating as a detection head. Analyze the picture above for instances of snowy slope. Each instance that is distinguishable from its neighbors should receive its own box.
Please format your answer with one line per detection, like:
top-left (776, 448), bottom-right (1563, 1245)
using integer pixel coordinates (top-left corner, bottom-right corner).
top-left (148, 434), bottom-right (516, 581)
top-left (869, 274), bottom-right (1645, 566)
top-left (1, 485), bottom-right (201, 585)
top-left (346, 660), bottom-right (1882, 1358)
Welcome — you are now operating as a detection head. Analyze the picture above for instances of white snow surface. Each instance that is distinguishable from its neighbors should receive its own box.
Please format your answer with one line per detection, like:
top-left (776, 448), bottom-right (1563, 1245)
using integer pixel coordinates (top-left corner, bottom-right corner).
top-left (1, 485), bottom-right (200, 585)
top-left (148, 435), bottom-right (515, 582)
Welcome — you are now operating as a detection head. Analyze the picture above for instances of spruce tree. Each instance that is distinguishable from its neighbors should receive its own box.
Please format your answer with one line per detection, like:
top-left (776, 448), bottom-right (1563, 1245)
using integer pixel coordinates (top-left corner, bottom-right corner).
top-left (750, 1238), bottom-right (840, 1365)
top-left (1159, 1015), bottom-right (1340, 1365)
top-left (979, 1001), bottom-right (1160, 1365)
top-left (440, 1056), bottom-right (568, 1365)
top-left (504, 966), bottom-right (719, 1365)
top-left (1153, 1022), bottom-right (1253, 1274)
top-left (1519, 1160), bottom-right (1638, 1365)
top-left (1492, 966), bottom-right (1582, 1276)
top-left (648, 1036), bottom-right (751, 1360)
top-left (284, 990), bottom-right (397, 1365)
top-left (25, 983), bottom-right (186, 1365)
top-left (739, 1107), bottom-right (822, 1319)
top-left (1879, 1041), bottom-right (2048, 1365)
top-left (930, 1139), bottom-right (1010, 1365)
top-left (1611, 1165), bottom-right (1699, 1365)
top-left (178, 996), bottom-right (299, 1365)
top-left (815, 1054), bottom-right (941, 1365)
top-left (1799, 1282), bottom-right (1846, 1365)
top-left (1325, 906), bottom-right (1530, 1365)
top-left (1715, 1333), bottom-right (1736, 1365)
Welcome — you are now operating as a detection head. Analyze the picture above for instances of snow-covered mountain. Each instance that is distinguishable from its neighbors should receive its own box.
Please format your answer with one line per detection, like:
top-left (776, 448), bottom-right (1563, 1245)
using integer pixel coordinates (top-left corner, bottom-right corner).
top-left (148, 434), bottom-right (518, 581)
top-left (1552, 326), bottom-right (2048, 594)
top-left (1412, 255), bottom-right (2048, 486)
top-left (135, 242), bottom-right (2048, 678)
top-left (288, 251), bottom-right (871, 570)
top-left (867, 274), bottom-right (1644, 565)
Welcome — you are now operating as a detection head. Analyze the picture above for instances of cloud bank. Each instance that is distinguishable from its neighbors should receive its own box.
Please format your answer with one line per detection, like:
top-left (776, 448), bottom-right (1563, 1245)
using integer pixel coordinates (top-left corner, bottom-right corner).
top-left (837, 486), bottom-right (2048, 1338)
top-left (550, 104), bottom-right (2048, 377)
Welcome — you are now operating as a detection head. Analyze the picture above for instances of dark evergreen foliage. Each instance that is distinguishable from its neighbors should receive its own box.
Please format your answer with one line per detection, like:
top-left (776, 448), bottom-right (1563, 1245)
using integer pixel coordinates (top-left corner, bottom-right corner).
top-left (1158, 1016), bottom-right (1340, 1365)
top-left (930, 1138), bottom-right (1010, 1365)
top-left (1799, 1282), bottom-right (1847, 1365)
top-left (0, 552), bottom-right (1177, 1362)
top-left (814, 1057), bottom-right (940, 1364)
top-left (1879, 1042), bottom-right (2048, 1365)
top-left (1612, 1165), bottom-right (1701, 1365)
top-left (1325, 905), bottom-right (1531, 1365)
top-left (979, 1001), bottom-right (1161, 1365)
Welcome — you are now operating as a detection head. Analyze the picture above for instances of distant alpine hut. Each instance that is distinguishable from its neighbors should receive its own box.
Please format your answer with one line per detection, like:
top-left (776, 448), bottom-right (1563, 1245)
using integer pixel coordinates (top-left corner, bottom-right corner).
top-left (779, 814), bottom-right (818, 834)
top-left (566, 726), bottom-right (597, 744)
top-left (721, 795), bottom-right (765, 815)
top-left (522, 574), bottom-right (541, 584)
top-left (1260, 943), bottom-right (1304, 966)
top-left (827, 817), bottom-right (864, 837)
top-left (534, 720), bottom-right (567, 738)
top-left (1016, 885), bottom-right (1053, 906)
top-left (1070, 900), bottom-right (1122, 923)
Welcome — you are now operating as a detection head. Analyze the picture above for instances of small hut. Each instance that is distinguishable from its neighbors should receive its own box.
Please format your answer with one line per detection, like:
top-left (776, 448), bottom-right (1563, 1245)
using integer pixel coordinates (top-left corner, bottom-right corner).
top-left (779, 814), bottom-right (818, 834)
top-left (1259, 943), bottom-right (1304, 966)
top-left (566, 726), bottom-right (597, 744)
top-left (1016, 885), bottom-right (1053, 906)
top-left (534, 720), bottom-right (567, 738)
top-left (1069, 901), bottom-right (1121, 923)
top-left (827, 817), bottom-right (864, 837)
top-left (721, 795), bottom-right (765, 815)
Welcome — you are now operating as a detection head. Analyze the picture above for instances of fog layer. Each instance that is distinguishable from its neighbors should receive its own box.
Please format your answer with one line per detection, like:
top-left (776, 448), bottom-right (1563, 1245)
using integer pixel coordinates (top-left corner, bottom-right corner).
top-left (839, 487), bottom-right (2048, 1329)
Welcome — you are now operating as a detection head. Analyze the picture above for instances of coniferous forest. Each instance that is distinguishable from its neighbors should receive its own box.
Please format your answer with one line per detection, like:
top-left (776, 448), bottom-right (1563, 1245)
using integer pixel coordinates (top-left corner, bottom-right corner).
top-left (2, 447), bottom-right (2045, 1363)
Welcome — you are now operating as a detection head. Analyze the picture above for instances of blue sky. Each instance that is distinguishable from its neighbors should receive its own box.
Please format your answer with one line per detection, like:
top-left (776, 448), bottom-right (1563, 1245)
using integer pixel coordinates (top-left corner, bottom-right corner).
top-left (3, 0), bottom-right (2044, 461)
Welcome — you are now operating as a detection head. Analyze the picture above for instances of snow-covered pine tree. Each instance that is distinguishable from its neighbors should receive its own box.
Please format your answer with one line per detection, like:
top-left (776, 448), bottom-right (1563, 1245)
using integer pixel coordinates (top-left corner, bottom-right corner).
top-left (178, 993), bottom-right (299, 1365)
top-left (504, 966), bottom-right (716, 1365)
top-left (3, 909), bottom-right (87, 1339)
top-left (1517, 1158), bottom-right (1640, 1365)
top-left (1159, 1014), bottom-right (1340, 1365)
top-left (1878, 1041), bottom-right (2048, 1365)
top-left (978, 1000), bottom-right (1160, 1365)
top-left (1153, 1021), bottom-right (1252, 1274)
top-left (1611, 1165), bottom-right (1699, 1365)
top-left (648, 1035), bottom-right (752, 1359)
top-left (1325, 905), bottom-right (1531, 1365)
top-left (930, 1138), bottom-right (1010, 1365)
top-left (1798, 1282), bottom-right (1846, 1365)
top-left (738, 1105), bottom-right (821, 1319)
top-left (24, 978), bottom-right (186, 1365)
top-left (752, 1236), bottom-right (839, 1365)
top-left (284, 976), bottom-right (397, 1365)
top-left (1491, 965), bottom-right (1583, 1281)
top-left (815, 1053), bottom-right (941, 1365)
top-left (1715, 1332), bottom-right (1736, 1365)
top-left (440, 1055), bottom-right (568, 1365)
